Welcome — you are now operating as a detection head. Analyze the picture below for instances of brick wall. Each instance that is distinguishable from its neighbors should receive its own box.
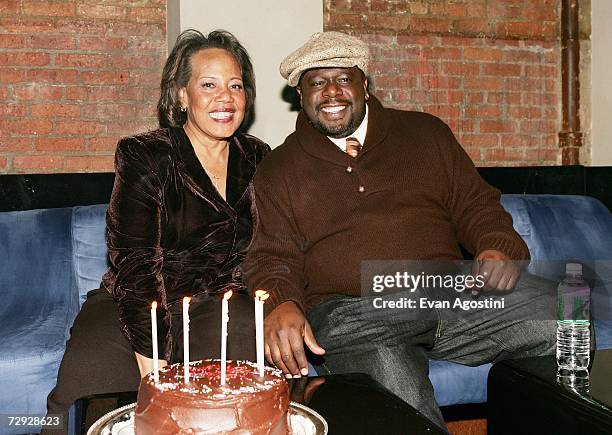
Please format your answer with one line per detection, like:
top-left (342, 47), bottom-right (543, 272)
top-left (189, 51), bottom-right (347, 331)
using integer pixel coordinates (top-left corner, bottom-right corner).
top-left (325, 0), bottom-right (563, 166)
top-left (0, 0), bottom-right (166, 173)
top-left (0, 1), bottom-right (585, 172)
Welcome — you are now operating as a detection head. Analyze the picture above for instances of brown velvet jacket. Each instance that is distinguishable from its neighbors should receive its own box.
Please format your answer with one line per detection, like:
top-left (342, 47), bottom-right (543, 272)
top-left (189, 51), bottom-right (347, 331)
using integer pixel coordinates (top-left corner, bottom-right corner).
top-left (101, 127), bottom-right (269, 360)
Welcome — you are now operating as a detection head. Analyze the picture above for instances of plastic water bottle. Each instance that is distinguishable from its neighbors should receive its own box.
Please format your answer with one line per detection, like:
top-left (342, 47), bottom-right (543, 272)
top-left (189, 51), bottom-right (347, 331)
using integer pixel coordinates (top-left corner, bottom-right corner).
top-left (557, 368), bottom-right (590, 397)
top-left (556, 263), bottom-right (591, 370)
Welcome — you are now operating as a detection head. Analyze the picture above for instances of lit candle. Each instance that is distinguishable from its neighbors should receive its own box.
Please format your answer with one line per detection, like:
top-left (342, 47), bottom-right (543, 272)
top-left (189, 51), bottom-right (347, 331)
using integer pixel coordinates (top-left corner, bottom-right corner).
top-left (183, 297), bottom-right (191, 383)
top-left (151, 301), bottom-right (159, 384)
top-left (255, 290), bottom-right (269, 377)
top-left (220, 290), bottom-right (233, 386)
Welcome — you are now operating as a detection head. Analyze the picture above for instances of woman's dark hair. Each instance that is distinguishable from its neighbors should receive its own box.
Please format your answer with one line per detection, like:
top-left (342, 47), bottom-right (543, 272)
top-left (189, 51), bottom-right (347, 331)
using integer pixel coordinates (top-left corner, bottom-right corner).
top-left (157, 29), bottom-right (256, 129)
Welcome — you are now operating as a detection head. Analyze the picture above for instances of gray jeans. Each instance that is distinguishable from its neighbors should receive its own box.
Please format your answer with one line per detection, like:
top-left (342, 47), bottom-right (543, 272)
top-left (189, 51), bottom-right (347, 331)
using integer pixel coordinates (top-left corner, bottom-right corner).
top-left (307, 271), bottom-right (558, 431)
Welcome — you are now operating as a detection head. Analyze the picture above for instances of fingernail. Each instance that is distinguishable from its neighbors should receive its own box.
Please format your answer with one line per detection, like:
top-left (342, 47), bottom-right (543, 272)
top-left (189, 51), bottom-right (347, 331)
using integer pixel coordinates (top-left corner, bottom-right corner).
top-left (285, 373), bottom-right (293, 379)
top-left (301, 368), bottom-right (309, 376)
top-left (293, 374), bottom-right (301, 378)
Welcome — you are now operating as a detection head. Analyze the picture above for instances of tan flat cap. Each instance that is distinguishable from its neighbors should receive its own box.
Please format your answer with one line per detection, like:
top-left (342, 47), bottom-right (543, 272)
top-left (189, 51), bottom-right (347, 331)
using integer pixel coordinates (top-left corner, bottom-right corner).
top-left (280, 31), bottom-right (370, 87)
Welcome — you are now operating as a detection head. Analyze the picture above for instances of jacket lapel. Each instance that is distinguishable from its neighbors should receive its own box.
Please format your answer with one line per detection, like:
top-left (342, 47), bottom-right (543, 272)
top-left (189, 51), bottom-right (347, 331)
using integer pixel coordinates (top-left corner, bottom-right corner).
top-left (226, 133), bottom-right (257, 207)
top-left (360, 96), bottom-right (390, 156)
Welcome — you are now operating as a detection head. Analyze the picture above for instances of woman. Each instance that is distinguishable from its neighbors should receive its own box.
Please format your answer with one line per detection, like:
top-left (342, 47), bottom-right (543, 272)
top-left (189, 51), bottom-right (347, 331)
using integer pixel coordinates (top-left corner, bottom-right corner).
top-left (44, 29), bottom-right (269, 433)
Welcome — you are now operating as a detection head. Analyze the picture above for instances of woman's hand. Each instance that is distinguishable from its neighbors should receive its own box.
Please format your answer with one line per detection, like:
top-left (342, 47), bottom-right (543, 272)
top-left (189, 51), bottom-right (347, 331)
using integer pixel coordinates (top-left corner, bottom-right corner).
top-left (134, 352), bottom-right (168, 378)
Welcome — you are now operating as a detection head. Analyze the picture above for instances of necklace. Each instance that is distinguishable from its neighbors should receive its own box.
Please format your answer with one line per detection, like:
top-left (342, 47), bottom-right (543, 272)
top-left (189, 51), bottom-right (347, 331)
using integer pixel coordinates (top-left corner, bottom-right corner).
top-left (193, 148), bottom-right (227, 184)
top-left (187, 138), bottom-right (227, 190)
top-left (201, 161), bottom-right (224, 178)
top-left (201, 164), bottom-right (225, 191)
top-left (204, 169), bottom-right (223, 181)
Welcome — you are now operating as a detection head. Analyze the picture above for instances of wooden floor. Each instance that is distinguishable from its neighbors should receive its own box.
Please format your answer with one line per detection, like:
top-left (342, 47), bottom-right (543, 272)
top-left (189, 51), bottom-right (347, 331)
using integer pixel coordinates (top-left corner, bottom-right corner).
top-left (446, 419), bottom-right (487, 434)
top-left (443, 403), bottom-right (488, 434)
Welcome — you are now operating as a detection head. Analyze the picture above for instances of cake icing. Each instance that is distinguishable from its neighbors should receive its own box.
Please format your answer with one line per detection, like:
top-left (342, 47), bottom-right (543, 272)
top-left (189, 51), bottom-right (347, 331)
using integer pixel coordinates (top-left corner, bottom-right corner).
top-left (135, 359), bottom-right (290, 434)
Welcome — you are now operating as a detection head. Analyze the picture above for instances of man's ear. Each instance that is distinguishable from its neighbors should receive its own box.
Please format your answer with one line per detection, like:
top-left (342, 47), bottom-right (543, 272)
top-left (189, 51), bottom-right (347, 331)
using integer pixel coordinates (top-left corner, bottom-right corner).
top-left (295, 86), bottom-right (302, 106)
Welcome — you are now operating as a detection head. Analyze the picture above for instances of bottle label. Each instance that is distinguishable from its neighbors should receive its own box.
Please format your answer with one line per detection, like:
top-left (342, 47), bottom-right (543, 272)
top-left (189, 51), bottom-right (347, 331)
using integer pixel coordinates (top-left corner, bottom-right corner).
top-left (557, 285), bottom-right (590, 321)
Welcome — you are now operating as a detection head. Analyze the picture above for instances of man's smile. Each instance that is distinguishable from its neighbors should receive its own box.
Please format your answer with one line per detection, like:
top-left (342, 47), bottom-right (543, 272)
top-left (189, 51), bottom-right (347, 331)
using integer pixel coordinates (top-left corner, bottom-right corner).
top-left (320, 105), bottom-right (347, 114)
top-left (318, 101), bottom-right (352, 120)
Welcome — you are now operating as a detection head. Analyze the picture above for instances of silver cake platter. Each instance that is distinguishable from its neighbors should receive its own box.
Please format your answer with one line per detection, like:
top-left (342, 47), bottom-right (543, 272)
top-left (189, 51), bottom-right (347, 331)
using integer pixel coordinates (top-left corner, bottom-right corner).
top-left (87, 401), bottom-right (328, 435)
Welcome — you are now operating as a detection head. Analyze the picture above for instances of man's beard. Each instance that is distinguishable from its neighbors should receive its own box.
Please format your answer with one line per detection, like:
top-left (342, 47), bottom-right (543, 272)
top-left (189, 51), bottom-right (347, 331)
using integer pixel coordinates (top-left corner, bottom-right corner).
top-left (308, 104), bottom-right (365, 139)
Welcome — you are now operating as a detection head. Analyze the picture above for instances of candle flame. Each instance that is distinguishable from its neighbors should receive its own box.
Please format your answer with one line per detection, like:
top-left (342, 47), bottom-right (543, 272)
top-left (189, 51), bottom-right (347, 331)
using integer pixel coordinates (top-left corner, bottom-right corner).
top-left (151, 301), bottom-right (157, 309)
top-left (223, 290), bottom-right (233, 300)
top-left (255, 289), bottom-right (269, 301)
top-left (183, 296), bottom-right (191, 305)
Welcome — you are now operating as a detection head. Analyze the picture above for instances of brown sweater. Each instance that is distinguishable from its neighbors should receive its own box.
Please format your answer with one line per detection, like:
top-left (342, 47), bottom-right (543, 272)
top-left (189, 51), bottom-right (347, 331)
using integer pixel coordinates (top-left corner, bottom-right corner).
top-left (243, 96), bottom-right (529, 314)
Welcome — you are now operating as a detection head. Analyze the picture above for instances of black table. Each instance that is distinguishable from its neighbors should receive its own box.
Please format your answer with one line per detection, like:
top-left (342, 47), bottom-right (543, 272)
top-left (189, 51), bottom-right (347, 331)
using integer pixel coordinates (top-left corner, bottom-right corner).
top-left (488, 349), bottom-right (612, 434)
top-left (74, 373), bottom-right (446, 435)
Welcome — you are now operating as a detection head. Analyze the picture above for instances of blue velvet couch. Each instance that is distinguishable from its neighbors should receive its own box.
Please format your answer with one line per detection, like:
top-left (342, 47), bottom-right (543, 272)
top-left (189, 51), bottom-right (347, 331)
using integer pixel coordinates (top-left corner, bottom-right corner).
top-left (429, 195), bottom-right (612, 407)
top-left (1, 194), bottom-right (612, 434)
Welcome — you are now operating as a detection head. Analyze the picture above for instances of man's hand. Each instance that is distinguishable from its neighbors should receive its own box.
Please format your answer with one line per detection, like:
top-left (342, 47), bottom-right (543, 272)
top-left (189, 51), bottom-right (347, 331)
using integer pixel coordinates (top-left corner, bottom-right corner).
top-left (470, 249), bottom-right (522, 295)
top-left (134, 352), bottom-right (168, 378)
top-left (264, 301), bottom-right (325, 378)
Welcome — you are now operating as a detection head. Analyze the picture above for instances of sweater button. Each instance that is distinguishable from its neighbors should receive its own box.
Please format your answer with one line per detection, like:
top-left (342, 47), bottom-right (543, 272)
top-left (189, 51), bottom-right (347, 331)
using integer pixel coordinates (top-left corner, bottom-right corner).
top-left (358, 185), bottom-right (365, 193)
top-left (346, 166), bottom-right (353, 173)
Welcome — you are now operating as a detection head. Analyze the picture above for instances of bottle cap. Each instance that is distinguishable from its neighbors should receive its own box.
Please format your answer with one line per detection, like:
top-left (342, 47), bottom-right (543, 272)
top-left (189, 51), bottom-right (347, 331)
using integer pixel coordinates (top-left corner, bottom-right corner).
top-left (566, 262), bottom-right (582, 274)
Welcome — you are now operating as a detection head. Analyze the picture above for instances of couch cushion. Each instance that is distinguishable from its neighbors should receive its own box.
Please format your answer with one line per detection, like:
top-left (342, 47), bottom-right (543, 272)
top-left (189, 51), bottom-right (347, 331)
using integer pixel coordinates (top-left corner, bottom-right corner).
top-left (429, 360), bottom-right (491, 406)
top-left (501, 194), bottom-right (612, 323)
top-left (501, 194), bottom-right (612, 262)
top-left (71, 204), bottom-right (109, 305)
top-left (0, 207), bottom-right (79, 427)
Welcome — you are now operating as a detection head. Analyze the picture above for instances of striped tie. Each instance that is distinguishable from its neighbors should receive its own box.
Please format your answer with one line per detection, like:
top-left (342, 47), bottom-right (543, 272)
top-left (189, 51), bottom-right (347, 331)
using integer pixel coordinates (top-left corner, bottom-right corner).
top-left (345, 137), bottom-right (362, 158)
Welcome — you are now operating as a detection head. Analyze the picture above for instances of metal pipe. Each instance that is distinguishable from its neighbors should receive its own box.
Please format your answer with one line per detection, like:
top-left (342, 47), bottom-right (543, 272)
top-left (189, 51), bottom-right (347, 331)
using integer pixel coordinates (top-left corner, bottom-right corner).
top-left (559, 0), bottom-right (582, 165)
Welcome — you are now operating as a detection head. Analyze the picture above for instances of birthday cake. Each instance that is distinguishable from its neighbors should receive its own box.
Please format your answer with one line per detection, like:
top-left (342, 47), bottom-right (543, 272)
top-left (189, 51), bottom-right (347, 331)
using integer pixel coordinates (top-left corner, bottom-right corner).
top-left (134, 359), bottom-right (290, 434)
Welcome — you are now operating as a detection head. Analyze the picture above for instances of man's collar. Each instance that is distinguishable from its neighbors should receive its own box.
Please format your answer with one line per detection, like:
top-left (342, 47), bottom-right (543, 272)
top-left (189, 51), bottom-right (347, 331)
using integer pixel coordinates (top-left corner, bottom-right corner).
top-left (295, 95), bottom-right (389, 165)
top-left (327, 105), bottom-right (368, 151)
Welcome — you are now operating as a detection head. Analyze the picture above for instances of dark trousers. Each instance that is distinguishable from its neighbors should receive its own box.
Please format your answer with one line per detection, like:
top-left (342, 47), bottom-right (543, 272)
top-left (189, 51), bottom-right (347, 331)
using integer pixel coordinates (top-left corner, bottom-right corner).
top-left (43, 289), bottom-right (256, 435)
top-left (307, 272), bottom-right (558, 432)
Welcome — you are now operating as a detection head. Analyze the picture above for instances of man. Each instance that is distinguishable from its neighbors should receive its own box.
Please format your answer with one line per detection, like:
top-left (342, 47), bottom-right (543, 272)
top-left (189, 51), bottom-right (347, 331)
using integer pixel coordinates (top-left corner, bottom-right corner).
top-left (244, 31), bottom-right (556, 430)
